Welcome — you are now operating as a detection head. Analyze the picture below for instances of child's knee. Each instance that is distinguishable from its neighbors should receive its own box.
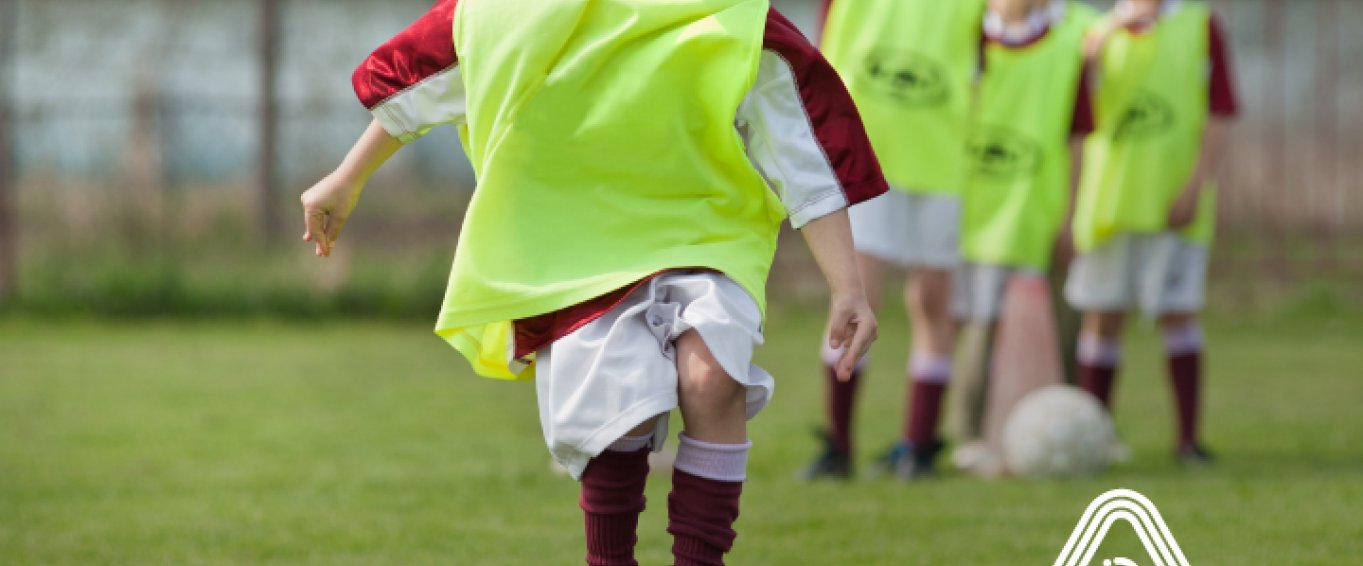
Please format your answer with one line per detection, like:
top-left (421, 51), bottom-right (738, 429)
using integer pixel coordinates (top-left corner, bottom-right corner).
top-left (1082, 311), bottom-right (1127, 339)
top-left (678, 360), bottom-right (743, 408)
top-left (676, 333), bottom-right (744, 409)
top-left (909, 270), bottom-right (953, 319)
top-left (1158, 312), bottom-right (1198, 330)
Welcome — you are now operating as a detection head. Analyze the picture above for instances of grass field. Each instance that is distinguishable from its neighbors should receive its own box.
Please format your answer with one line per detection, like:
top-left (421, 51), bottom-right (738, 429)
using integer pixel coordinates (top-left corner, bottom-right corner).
top-left (2, 309), bottom-right (1361, 565)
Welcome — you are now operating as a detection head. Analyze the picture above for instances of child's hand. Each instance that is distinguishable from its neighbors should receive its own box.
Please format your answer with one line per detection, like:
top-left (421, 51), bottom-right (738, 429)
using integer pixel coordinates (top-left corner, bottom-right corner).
top-left (1082, 32), bottom-right (1109, 60)
top-left (1167, 186), bottom-right (1201, 229)
top-left (798, 210), bottom-right (878, 381)
top-left (1084, 8), bottom-right (1142, 59)
top-left (300, 173), bottom-right (364, 257)
top-left (825, 291), bottom-right (878, 382)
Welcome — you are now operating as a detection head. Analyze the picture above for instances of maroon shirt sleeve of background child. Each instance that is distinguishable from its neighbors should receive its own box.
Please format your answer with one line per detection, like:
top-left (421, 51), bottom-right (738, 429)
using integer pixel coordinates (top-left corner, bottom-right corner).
top-left (1071, 63), bottom-right (1096, 136)
top-left (352, 0), bottom-right (459, 110)
top-left (1208, 14), bottom-right (1239, 117)
top-left (512, 8), bottom-right (889, 359)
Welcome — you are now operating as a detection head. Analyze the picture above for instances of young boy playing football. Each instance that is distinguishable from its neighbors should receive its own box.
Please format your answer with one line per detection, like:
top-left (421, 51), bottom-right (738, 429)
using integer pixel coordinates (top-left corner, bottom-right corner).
top-left (1067, 0), bottom-right (1238, 464)
top-left (299, 1), bottom-right (885, 563)
top-left (948, 0), bottom-right (1097, 467)
top-left (808, 0), bottom-right (986, 480)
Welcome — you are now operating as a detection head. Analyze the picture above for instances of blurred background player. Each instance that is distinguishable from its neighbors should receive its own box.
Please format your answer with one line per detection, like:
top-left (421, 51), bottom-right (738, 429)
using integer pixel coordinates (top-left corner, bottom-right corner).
top-left (947, 0), bottom-right (1097, 474)
top-left (300, 0), bottom-right (885, 563)
top-left (809, 0), bottom-right (988, 480)
top-left (1067, 0), bottom-right (1239, 465)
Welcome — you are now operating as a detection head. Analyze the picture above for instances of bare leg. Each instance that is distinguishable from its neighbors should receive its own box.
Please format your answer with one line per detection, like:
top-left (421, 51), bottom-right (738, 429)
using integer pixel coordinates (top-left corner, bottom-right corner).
top-left (1082, 310), bottom-right (1127, 342)
top-left (670, 331), bottom-right (750, 565)
top-left (1158, 312), bottom-right (1198, 332)
top-left (905, 267), bottom-right (957, 358)
top-left (625, 417), bottom-right (661, 438)
top-left (893, 266), bottom-right (956, 476)
top-left (1077, 311), bottom-right (1126, 409)
top-left (677, 331), bottom-right (748, 444)
top-left (1159, 312), bottom-right (1207, 454)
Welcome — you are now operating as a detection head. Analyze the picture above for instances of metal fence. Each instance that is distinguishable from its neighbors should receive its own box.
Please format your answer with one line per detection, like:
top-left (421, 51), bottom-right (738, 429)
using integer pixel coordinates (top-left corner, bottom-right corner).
top-left (0, 0), bottom-right (1359, 301)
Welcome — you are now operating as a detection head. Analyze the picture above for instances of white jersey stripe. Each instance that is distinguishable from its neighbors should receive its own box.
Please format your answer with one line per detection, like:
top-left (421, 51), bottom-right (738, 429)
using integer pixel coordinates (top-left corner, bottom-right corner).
top-left (737, 50), bottom-right (849, 230)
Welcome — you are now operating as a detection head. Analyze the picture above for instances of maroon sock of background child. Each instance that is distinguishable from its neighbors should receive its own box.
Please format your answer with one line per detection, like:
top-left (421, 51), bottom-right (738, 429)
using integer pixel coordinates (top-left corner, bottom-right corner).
top-left (1078, 363), bottom-right (1118, 410)
top-left (668, 468), bottom-right (743, 566)
top-left (825, 365), bottom-right (861, 455)
top-left (905, 379), bottom-right (946, 448)
top-left (580, 448), bottom-right (651, 566)
top-left (1168, 351), bottom-right (1202, 449)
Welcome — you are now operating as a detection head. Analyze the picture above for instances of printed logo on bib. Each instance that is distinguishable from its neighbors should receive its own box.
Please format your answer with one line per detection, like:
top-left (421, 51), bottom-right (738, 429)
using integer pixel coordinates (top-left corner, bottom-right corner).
top-left (1115, 91), bottom-right (1175, 140)
top-left (968, 127), bottom-right (1041, 179)
top-left (858, 49), bottom-right (950, 106)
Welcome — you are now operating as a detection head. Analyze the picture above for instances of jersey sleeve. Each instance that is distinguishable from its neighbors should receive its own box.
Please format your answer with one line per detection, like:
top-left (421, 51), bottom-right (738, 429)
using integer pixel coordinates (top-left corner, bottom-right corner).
top-left (736, 8), bottom-right (889, 230)
top-left (1208, 13), bottom-right (1239, 117)
top-left (352, 0), bottom-right (465, 143)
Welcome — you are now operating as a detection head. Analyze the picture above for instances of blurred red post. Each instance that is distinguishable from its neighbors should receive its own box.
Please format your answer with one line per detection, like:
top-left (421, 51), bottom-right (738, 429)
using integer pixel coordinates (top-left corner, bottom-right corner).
top-left (0, 0), bottom-right (17, 301)
top-left (258, 0), bottom-right (280, 242)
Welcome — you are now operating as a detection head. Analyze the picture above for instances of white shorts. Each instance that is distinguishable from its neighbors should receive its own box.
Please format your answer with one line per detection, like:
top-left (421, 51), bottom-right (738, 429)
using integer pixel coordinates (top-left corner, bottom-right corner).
top-left (1064, 233), bottom-right (1209, 317)
top-left (850, 188), bottom-right (961, 269)
top-left (952, 263), bottom-right (1044, 322)
top-left (534, 270), bottom-right (773, 479)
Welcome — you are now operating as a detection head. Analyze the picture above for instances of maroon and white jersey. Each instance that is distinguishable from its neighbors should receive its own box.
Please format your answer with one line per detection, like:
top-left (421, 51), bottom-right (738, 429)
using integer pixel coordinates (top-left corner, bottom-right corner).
top-left (352, 1), bottom-right (888, 355)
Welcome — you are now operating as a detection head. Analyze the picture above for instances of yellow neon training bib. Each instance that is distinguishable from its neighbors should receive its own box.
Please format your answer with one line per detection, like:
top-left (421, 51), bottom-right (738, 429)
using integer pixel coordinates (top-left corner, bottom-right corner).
top-left (1073, 2), bottom-right (1215, 251)
top-left (822, 0), bottom-right (985, 193)
top-left (443, 0), bottom-right (780, 379)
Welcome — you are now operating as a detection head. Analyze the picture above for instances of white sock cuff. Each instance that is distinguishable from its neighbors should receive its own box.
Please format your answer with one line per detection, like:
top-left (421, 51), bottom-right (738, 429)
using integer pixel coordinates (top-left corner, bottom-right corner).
top-left (1077, 335), bottom-right (1122, 367)
top-left (910, 353), bottom-right (953, 384)
top-left (1162, 323), bottom-right (1205, 356)
top-left (821, 341), bottom-right (868, 372)
top-left (674, 434), bottom-right (752, 483)
top-left (606, 433), bottom-right (653, 453)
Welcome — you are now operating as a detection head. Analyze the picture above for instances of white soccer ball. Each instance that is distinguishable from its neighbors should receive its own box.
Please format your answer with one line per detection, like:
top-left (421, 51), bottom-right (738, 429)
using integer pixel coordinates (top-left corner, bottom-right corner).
top-left (1003, 385), bottom-right (1116, 478)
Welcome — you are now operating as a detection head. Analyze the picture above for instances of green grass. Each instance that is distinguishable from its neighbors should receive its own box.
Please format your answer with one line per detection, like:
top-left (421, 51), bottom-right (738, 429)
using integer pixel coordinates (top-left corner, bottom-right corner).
top-left (2, 311), bottom-right (1361, 565)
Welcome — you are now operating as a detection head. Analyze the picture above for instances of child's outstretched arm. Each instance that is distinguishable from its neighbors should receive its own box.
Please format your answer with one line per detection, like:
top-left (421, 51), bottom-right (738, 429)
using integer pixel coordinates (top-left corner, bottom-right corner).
top-left (801, 210), bottom-right (877, 381)
top-left (303, 0), bottom-right (464, 257)
top-left (300, 120), bottom-right (401, 257)
top-left (1082, 6), bottom-right (1143, 60)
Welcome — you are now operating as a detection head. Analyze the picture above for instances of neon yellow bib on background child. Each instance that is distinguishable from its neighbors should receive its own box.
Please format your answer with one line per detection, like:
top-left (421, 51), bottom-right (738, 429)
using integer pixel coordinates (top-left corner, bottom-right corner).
top-left (962, 3), bottom-right (1097, 271)
top-left (441, 0), bottom-right (779, 379)
top-left (1073, 2), bottom-right (1215, 252)
top-left (822, 0), bottom-right (985, 194)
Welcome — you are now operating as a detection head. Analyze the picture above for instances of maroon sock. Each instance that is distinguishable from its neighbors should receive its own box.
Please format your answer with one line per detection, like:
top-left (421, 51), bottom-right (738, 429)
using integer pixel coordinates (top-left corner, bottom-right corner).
top-left (905, 379), bottom-right (946, 448)
top-left (668, 469), bottom-right (743, 566)
top-left (1168, 351), bottom-right (1203, 449)
top-left (580, 448), bottom-right (651, 566)
top-left (1079, 363), bottom-right (1119, 410)
top-left (825, 365), bottom-right (861, 455)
